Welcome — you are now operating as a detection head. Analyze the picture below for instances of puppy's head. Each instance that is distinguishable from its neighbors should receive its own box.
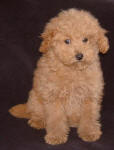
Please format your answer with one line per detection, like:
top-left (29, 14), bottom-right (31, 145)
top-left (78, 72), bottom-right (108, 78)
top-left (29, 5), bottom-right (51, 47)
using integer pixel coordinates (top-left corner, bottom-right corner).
top-left (40, 9), bottom-right (109, 69)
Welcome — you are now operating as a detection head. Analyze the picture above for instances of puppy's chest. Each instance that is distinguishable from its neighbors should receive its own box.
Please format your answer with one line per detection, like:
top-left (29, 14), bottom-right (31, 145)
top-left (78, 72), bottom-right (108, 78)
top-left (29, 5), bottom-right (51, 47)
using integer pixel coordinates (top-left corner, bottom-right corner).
top-left (59, 77), bottom-right (89, 100)
top-left (58, 72), bottom-right (99, 115)
top-left (58, 70), bottom-right (100, 101)
top-left (59, 77), bottom-right (88, 115)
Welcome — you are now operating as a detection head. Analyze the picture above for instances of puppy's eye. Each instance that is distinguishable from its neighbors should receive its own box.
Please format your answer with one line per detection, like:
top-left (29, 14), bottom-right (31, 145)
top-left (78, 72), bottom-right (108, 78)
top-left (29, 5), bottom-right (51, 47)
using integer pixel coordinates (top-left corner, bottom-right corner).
top-left (64, 39), bottom-right (71, 44)
top-left (82, 38), bottom-right (88, 43)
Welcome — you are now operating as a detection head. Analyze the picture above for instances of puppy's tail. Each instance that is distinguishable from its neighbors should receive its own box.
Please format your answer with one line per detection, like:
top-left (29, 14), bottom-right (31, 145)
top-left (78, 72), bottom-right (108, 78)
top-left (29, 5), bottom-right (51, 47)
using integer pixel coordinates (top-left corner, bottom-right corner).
top-left (9, 104), bottom-right (31, 119)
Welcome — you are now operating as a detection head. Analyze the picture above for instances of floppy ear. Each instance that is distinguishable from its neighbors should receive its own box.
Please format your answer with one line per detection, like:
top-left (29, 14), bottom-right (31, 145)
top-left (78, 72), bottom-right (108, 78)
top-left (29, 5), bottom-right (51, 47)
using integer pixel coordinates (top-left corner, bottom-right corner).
top-left (97, 29), bottom-right (109, 54)
top-left (39, 31), bottom-right (55, 53)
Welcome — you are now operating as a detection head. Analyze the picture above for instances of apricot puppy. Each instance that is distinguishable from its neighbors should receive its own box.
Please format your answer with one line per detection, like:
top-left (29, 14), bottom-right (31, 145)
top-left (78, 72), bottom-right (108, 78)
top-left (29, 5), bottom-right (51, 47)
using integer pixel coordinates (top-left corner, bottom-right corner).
top-left (9, 8), bottom-right (109, 145)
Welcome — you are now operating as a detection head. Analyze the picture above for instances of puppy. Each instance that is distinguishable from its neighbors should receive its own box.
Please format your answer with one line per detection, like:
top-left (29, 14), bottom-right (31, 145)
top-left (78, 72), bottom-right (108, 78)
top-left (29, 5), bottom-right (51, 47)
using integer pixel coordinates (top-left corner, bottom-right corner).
top-left (9, 8), bottom-right (109, 145)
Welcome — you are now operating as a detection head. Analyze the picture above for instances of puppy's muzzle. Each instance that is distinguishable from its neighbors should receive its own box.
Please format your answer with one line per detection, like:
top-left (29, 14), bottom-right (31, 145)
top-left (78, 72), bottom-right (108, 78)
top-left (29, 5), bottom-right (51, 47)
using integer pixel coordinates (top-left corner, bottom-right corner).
top-left (75, 53), bottom-right (83, 60)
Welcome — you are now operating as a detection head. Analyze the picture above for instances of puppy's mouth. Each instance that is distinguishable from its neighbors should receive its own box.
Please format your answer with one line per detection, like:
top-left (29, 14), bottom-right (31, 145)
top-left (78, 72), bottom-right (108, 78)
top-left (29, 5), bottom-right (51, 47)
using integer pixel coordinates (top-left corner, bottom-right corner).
top-left (76, 61), bottom-right (89, 70)
top-left (71, 58), bottom-right (92, 70)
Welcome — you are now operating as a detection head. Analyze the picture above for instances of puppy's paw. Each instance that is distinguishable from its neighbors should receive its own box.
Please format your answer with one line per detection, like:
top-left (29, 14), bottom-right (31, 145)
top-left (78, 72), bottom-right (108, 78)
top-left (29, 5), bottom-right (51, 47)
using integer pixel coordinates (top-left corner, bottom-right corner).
top-left (28, 119), bottom-right (45, 129)
top-left (45, 133), bottom-right (68, 145)
top-left (78, 125), bottom-right (102, 142)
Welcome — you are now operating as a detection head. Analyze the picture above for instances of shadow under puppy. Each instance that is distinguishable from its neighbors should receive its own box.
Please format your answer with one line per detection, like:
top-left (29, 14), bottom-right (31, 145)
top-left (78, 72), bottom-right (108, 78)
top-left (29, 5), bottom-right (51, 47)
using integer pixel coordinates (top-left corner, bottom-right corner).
top-left (9, 8), bottom-right (109, 145)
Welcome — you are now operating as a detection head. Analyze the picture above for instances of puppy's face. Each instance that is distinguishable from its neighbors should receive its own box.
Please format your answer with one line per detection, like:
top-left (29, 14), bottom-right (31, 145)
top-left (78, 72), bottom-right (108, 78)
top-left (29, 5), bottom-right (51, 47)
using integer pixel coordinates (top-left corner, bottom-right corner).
top-left (40, 9), bottom-right (109, 69)
top-left (51, 32), bottom-right (99, 67)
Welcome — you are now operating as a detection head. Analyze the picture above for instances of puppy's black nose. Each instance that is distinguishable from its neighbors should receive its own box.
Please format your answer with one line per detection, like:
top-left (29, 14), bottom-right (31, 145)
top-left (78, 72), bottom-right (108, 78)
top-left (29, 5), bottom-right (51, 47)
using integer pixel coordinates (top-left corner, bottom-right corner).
top-left (75, 53), bottom-right (83, 60)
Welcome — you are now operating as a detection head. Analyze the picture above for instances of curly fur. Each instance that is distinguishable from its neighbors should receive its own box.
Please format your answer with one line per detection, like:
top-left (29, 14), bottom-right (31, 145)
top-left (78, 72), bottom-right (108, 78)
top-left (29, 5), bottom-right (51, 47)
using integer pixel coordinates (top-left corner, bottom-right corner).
top-left (9, 8), bottom-right (109, 145)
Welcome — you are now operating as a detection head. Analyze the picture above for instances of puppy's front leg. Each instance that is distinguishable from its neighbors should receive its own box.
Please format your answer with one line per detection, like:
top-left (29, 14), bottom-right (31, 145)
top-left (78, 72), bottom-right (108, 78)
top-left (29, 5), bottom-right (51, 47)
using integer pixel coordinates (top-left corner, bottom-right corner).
top-left (77, 99), bottom-right (102, 142)
top-left (44, 100), bottom-right (69, 145)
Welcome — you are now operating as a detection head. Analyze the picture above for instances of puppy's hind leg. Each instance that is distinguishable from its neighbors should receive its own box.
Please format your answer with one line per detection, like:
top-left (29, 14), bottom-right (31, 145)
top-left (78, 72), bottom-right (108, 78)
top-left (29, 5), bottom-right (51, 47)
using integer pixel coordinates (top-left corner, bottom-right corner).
top-left (28, 113), bottom-right (45, 130)
top-left (27, 90), bottom-right (45, 129)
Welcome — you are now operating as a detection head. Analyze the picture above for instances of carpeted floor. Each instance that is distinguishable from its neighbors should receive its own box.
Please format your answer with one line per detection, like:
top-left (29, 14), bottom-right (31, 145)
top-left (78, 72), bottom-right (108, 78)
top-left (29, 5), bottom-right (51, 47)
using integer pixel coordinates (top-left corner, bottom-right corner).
top-left (0, 0), bottom-right (114, 150)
